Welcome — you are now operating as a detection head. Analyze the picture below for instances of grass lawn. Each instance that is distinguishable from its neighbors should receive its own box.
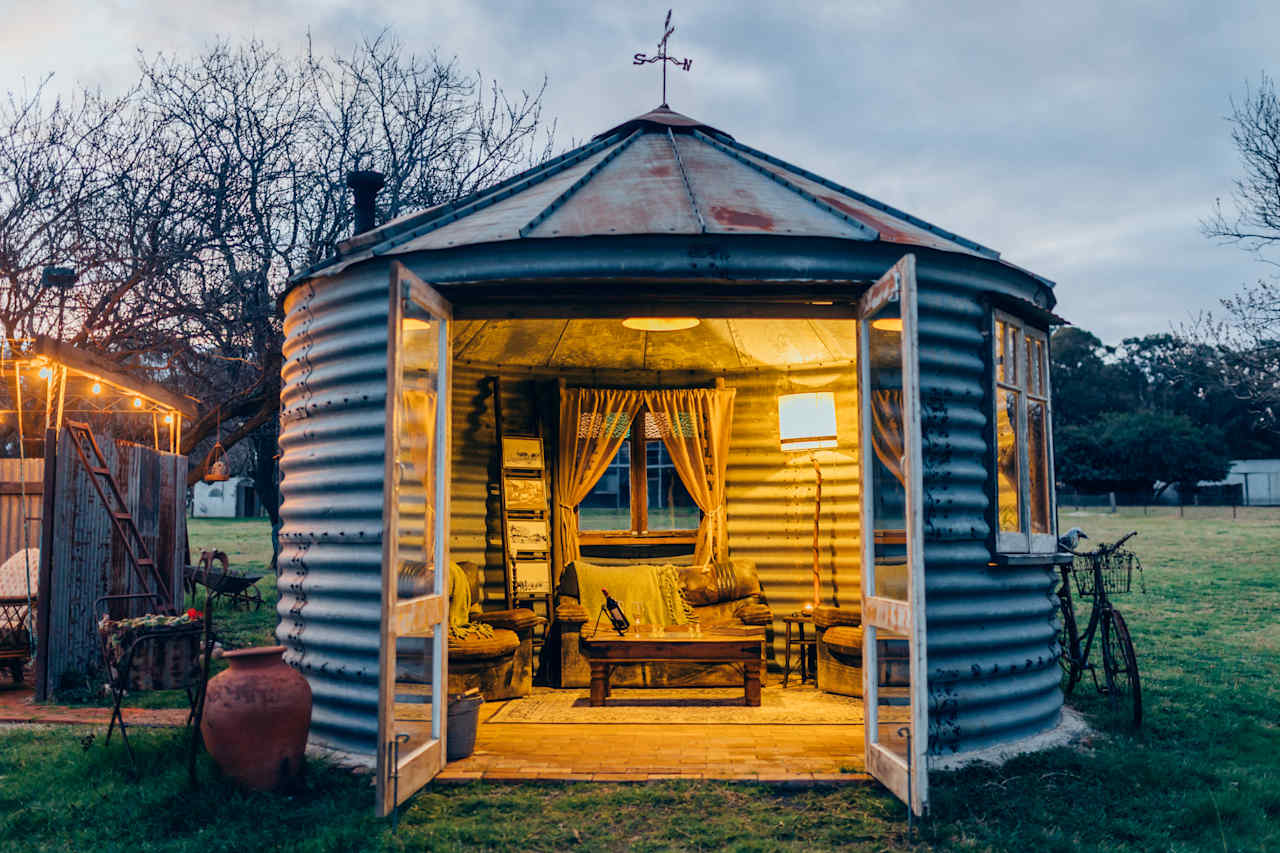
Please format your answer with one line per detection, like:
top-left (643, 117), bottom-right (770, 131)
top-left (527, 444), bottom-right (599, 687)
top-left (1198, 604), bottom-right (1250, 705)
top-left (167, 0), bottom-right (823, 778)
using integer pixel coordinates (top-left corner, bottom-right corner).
top-left (3, 509), bottom-right (1277, 851)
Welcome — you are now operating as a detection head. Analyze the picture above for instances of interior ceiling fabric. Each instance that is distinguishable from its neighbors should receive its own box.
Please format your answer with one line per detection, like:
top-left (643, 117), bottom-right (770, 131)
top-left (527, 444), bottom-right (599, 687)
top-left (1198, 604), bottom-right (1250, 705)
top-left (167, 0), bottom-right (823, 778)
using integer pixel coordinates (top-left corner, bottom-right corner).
top-left (452, 317), bottom-right (859, 370)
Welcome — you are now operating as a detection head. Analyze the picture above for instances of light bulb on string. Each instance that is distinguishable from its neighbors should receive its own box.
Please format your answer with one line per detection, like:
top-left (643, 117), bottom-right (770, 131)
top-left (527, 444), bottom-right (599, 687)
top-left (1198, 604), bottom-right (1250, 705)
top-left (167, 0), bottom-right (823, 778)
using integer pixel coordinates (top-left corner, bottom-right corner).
top-left (163, 414), bottom-right (173, 425)
top-left (38, 366), bottom-right (51, 379)
top-left (133, 397), bottom-right (142, 408)
top-left (91, 382), bottom-right (102, 394)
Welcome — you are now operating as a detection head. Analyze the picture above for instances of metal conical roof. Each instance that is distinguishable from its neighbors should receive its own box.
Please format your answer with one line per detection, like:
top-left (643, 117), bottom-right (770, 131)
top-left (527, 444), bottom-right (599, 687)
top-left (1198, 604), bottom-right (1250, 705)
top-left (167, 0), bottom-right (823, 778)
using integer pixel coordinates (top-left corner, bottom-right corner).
top-left (307, 106), bottom-right (1005, 281)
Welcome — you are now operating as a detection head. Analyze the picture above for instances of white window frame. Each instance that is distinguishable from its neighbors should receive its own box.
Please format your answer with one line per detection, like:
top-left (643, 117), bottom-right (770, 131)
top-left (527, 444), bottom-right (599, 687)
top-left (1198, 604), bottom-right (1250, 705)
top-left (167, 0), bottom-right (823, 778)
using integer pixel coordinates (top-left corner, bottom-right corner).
top-left (992, 309), bottom-right (1057, 554)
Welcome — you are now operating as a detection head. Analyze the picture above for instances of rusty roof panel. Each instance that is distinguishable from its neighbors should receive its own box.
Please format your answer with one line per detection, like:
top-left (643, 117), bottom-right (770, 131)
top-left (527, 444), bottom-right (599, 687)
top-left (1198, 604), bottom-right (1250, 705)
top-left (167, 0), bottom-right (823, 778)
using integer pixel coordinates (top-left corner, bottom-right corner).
top-left (395, 144), bottom-right (618, 252)
top-left (526, 131), bottom-right (701, 238)
top-left (672, 134), bottom-right (870, 239)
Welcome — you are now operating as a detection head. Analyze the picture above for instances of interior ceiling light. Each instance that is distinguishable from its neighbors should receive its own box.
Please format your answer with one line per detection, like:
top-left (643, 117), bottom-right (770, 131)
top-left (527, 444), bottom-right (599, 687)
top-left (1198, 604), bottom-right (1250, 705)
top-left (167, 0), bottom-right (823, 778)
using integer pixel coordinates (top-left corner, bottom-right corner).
top-left (622, 317), bottom-right (700, 332)
top-left (871, 317), bottom-right (903, 332)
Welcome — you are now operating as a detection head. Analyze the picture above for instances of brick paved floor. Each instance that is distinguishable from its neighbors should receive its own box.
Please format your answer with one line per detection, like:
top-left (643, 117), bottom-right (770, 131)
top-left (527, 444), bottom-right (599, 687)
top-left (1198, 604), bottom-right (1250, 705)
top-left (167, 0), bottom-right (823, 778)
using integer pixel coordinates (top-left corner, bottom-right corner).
top-left (0, 679), bottom-right (187, 727)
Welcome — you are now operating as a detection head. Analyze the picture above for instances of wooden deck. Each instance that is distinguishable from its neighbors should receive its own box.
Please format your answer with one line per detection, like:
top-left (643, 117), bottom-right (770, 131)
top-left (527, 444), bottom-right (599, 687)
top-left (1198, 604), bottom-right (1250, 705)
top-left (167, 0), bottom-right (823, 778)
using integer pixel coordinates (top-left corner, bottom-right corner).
top-left (436, 685), bottom-right (902, 784)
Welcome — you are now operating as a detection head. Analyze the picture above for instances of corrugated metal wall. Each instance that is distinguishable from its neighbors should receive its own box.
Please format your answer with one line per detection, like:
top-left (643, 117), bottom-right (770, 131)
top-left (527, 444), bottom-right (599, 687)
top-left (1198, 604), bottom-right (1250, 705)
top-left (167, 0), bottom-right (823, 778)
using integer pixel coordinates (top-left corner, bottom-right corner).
top-left (277, 266), bottom-right (390, 756)
top-left (281, 261), bottom-right (1061, 762)
top-left (41, 434), bottom-right (186, 696)
top-left (917, 281), bottom-right (1061, 756)
top-left (0, 458), bottom-right (43, 564)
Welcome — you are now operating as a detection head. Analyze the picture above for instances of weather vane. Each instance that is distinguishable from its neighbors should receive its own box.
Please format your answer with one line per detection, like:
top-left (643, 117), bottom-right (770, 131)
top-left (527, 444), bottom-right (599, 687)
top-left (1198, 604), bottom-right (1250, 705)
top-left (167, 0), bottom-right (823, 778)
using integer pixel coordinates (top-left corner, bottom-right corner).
top-left (633, 9), bottom-right (692, 108)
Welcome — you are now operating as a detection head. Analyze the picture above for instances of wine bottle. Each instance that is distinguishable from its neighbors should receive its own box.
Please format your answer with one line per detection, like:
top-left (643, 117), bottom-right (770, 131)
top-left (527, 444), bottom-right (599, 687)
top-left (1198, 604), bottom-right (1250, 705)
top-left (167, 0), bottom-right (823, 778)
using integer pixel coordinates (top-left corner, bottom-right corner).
top-left (602, 588), bottom-right (630, 635)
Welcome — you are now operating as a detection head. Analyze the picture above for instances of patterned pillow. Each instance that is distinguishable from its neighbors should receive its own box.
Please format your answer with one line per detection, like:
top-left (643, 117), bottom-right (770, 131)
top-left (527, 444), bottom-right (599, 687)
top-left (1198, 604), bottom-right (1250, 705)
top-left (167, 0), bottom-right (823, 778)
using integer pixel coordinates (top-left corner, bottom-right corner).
top-left (0, 549), bottom-right (39, 599)
top-left (679, 560), bottom-right (761, 606)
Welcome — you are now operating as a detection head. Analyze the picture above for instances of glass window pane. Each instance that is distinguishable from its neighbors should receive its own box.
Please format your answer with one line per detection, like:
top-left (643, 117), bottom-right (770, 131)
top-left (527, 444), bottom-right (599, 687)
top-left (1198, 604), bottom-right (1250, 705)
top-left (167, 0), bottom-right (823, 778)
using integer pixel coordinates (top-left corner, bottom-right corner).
top-left (1028, 400), bottom-right (1051, 534)
top-left (868, 306), bottom-right (909, 601)
top-left (646, 439), bottom-right (700, 530)
top-left (995, 320), bottom-right (1008, 383)
top-left (996, 387), bottom-right (1022, 534)
top-left (578, 442), bottom-right (631, 531)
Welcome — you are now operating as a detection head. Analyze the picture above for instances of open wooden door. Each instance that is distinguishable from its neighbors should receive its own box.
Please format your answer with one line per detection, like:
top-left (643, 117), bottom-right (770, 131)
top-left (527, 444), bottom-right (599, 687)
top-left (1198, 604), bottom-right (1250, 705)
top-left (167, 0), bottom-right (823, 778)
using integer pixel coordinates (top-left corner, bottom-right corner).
top-left (376, 261), bottom-right (453, 816)
top-left (858, 254), bottom-right (929, 816)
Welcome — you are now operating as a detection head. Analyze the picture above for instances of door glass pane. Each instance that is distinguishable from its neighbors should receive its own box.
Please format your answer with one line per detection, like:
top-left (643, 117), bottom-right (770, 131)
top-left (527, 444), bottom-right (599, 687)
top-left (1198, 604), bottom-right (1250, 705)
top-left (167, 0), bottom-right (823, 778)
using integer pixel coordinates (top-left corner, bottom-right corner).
top-left (1028, 399), bottom-right (1051, 534)
top-left (394, 306), bottom-right (442, 745)
top-left (996, 387), bottom-right (1022, 534)
top-left (579, 442), bottom-right (631, 531)
top-left (868, 307), bottom-right (909, 601)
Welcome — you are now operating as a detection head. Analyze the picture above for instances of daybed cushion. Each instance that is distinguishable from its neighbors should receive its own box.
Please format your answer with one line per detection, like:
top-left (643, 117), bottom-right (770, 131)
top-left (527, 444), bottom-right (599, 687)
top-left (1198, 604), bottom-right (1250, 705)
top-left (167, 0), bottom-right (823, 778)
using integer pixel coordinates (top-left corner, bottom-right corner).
top-left (448, 628), bottom-right (520, 661)
top-left (561, 561), bottom-right (692, 627)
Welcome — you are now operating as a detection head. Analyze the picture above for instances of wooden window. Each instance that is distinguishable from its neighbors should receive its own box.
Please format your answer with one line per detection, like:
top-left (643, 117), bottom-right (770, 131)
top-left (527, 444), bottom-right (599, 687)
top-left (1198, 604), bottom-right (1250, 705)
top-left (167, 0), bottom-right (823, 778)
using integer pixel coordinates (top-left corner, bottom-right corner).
top-left (578, 408), bottom-right (700, 544)
top-left (993, 310), bottom-right (1056, 553)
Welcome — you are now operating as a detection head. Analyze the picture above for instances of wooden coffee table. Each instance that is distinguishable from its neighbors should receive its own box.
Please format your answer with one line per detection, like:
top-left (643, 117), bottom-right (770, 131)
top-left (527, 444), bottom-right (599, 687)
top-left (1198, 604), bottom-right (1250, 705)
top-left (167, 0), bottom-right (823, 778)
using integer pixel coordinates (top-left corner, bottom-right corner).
top-left (579, 625), bottom-right (765, 707)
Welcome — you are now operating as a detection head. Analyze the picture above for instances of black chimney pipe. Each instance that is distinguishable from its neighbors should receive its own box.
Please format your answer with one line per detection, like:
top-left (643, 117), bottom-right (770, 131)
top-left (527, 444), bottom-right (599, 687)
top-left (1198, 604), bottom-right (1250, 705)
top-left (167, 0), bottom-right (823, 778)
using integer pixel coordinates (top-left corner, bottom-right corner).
top-left (346, 169), bottom-right (385, 236)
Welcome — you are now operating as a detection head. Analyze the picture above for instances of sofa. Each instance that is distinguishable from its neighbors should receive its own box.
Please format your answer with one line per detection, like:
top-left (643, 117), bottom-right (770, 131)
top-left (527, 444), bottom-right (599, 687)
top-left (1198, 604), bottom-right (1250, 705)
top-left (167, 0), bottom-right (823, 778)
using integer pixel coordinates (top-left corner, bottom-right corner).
top-left (554, 558), bottom-right (773, 688)
top-left (446, 560), bottom-right (543, 700)
top-left (813, 603), bottom-right (909, 697)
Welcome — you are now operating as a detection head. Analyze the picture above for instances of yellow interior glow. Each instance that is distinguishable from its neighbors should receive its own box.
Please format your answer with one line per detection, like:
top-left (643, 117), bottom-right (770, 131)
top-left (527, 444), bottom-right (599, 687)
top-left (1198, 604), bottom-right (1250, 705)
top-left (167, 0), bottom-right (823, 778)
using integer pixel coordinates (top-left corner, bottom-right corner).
top-left (871, 317), bottom-right (903, 332)
top-left (778, 392), bottom-right (838, 451)
top-left (621, 317), bottom-right (700, 332)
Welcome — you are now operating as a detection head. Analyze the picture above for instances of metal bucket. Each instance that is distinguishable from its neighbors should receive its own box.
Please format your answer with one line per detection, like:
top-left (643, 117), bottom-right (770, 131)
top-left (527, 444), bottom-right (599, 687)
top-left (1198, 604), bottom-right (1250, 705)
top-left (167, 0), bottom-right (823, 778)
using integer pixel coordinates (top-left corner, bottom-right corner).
top-left (446, 693), bottom-right (484, 761)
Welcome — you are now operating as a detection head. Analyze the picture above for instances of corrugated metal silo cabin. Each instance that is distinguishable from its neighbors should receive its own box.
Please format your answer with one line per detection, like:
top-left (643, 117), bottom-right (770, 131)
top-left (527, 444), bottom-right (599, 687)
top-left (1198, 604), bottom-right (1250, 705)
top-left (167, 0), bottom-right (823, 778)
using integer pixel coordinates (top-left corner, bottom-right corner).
top-left (278, 106), bottom-right (1068, 816)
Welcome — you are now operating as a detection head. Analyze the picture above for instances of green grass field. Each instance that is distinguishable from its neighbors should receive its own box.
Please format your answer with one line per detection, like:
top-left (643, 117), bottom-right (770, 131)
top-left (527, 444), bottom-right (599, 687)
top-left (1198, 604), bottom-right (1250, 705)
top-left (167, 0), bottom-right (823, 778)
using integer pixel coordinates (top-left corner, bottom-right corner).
top-left (2, 509), bottom-right (1277, 851)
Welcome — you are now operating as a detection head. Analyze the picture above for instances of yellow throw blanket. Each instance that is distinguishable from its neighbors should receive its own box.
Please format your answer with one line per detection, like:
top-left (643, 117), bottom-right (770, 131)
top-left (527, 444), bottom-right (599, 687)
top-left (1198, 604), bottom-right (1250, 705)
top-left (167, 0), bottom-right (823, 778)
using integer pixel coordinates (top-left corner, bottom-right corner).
top-left (447, 562), bottom-right (494, 641)
top-left (574, 562), bottom-right (695, 629)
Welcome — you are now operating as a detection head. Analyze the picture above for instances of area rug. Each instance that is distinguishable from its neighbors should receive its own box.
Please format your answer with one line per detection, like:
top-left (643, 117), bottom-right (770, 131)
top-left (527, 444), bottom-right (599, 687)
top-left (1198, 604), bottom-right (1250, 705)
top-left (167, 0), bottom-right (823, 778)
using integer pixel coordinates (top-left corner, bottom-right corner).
top-left (487, 686), bottom-right (910, 725)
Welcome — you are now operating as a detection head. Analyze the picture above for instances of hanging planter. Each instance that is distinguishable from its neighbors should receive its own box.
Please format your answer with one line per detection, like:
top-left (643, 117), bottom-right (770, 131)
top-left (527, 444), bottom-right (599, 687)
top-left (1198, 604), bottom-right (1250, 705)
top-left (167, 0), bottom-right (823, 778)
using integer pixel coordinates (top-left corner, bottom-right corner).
top-left (203, 441), bottom-right (229, 482)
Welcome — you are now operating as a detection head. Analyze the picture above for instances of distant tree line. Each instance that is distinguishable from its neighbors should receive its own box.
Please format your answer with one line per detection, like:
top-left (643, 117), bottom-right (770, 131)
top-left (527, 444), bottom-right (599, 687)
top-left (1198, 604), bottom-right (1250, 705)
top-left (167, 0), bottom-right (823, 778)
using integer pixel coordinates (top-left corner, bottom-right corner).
top-left (0, 34), bottom-right (554, 527)
top-left (1049, 328), bottom-right (1278, 501)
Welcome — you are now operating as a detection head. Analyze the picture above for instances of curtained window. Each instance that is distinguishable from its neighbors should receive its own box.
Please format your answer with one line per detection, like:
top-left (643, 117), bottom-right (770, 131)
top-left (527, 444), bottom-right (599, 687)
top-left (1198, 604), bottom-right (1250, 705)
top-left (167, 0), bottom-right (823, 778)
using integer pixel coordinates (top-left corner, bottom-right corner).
top-left (556, 386), bottom-right (735, 570)
top-left (578, 408), bottom-right (701, 538)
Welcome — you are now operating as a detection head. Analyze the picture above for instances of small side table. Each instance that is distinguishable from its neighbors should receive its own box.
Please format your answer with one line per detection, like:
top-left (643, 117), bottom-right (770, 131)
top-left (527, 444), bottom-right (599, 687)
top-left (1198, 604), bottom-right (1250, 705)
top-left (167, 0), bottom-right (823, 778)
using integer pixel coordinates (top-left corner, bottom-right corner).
top-left (781, 612), bottom-right (816, 687)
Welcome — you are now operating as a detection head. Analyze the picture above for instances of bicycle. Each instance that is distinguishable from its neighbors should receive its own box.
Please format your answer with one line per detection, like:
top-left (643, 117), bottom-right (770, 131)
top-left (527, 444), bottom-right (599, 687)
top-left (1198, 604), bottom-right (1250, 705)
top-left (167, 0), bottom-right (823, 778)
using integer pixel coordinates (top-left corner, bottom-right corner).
top-left (1056, 530), bottom-right (1143, 727)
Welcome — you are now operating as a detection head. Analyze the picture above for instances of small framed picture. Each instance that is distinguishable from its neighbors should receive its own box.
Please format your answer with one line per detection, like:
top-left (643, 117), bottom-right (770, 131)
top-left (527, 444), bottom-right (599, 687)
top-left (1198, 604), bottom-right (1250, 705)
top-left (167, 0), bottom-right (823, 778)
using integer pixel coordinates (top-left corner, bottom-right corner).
top-left (502, 436), bottom-right (544, 470)
top-left (507, 519), bottom-right (550, 552)
top-left (505, 476), bottom-right (546, 511)
top-left (513, 560), bottom-right (552, 595)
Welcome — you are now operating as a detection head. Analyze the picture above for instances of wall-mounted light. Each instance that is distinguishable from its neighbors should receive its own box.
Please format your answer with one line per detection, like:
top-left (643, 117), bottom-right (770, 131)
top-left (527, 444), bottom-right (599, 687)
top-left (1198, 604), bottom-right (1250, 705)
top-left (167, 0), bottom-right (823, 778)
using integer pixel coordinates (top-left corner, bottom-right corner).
top-left (871, 317), bottom-right (902, 332)
top-left (621, 317), bottom-right (700, 332)
top-left (778, 392), bottom-right (838, 451)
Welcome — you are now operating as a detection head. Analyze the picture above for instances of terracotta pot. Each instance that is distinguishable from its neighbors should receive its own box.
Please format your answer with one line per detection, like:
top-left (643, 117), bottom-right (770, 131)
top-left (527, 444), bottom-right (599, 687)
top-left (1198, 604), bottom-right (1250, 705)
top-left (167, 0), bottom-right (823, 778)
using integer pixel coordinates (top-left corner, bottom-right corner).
top-left (201, 645), bottom-right (311, 791)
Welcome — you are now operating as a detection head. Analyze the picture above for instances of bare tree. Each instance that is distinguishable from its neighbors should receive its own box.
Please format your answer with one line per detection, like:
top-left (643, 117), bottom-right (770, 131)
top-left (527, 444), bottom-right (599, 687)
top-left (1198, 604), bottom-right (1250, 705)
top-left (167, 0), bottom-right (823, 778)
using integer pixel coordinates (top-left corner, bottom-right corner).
top-left (1193, 76), bottom-right (1280, 431)
top-left (0, 34), bottom-right (555, 526)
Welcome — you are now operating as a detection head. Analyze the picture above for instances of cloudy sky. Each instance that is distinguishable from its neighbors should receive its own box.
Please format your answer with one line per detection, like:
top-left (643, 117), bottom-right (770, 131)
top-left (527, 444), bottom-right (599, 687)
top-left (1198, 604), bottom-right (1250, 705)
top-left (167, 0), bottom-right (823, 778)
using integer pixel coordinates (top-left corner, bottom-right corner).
top-left (2, 1), bottom-right (1275, 343)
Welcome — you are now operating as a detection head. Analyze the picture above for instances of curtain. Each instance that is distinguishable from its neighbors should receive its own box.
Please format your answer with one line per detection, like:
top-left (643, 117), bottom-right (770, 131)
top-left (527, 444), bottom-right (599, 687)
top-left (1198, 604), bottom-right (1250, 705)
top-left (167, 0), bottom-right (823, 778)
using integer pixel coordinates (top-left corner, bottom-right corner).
top-left (555, 388), bottom-right (645, 567)
top-left (643, 387), bottom-right (736, 565)
top-left (871, 389), bottom-right (905, 486)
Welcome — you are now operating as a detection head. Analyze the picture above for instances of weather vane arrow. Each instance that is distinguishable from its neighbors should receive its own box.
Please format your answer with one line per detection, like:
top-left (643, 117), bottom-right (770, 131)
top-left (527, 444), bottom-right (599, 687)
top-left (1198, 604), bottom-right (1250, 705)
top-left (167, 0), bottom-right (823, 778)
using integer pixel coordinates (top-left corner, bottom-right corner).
top-left (633, 9), bottom-right (692, 108)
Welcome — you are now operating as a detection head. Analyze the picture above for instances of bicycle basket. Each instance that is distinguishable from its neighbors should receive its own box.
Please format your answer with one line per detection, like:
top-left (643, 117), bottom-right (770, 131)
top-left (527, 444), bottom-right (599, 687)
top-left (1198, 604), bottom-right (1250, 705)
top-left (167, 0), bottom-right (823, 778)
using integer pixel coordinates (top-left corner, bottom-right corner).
top-left (1072, 549), bottom-right (1139, 597)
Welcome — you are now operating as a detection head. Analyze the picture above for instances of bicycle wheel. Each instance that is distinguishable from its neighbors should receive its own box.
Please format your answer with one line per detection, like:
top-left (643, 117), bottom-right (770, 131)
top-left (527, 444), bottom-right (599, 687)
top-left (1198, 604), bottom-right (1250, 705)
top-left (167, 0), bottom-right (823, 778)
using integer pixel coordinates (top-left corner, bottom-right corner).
top-left (1056, 586), bottom-right (1081, 694)
top-left (1101, 609), bottom-right (1142, 726)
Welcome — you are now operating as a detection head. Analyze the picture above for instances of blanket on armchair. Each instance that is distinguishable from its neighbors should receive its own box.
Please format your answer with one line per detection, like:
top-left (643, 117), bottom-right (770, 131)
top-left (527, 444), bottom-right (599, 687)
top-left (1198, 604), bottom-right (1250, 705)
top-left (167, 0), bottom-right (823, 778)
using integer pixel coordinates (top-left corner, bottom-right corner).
top-left (572, 561), bottom-right (695, 630)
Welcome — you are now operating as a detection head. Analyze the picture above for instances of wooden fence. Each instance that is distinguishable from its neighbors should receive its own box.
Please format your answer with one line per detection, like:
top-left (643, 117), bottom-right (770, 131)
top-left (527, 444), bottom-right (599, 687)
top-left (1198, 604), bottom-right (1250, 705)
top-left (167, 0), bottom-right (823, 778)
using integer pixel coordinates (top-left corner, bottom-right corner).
top-left (35, 430), bottom-right (186, 699)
